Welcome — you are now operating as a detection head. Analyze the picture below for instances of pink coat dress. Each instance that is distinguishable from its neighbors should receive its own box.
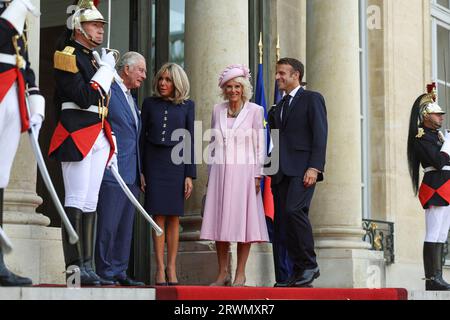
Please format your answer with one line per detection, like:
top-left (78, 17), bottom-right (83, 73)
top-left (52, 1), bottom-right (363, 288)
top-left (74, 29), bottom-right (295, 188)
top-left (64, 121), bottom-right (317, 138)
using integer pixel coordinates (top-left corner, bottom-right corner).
top-left (200, 101), bottom-right (269, 243)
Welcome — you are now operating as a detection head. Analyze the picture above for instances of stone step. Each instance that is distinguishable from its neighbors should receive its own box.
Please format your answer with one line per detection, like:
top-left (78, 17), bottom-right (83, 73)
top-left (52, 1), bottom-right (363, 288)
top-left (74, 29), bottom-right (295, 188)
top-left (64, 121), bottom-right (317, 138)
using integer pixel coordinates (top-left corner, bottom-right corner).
top-left (409, 291), bottom-right (450, 300)
top-left (2, 287), bottom-right (449, 300)
top-left (0, 287), bottom-right (156, 300)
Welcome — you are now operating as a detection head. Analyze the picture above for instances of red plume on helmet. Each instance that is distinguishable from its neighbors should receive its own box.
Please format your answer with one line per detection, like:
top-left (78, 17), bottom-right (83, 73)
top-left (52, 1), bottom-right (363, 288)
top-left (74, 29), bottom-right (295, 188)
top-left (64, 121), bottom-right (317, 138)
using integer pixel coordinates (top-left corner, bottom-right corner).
top-left (427, 82), bottom-right (437, 102)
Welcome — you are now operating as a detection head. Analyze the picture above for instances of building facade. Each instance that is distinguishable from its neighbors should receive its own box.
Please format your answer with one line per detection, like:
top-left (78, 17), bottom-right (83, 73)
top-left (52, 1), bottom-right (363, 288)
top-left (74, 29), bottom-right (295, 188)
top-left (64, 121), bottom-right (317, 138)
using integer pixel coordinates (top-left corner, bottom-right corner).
top-left (3, 0), bottom-right (447, 290)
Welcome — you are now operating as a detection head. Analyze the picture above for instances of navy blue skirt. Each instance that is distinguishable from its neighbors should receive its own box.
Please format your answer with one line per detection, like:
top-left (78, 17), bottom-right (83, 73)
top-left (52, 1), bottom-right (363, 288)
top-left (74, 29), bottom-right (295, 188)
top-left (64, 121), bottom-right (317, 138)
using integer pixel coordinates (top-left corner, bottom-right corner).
top-left (143, 143), bottom-right (185, 216)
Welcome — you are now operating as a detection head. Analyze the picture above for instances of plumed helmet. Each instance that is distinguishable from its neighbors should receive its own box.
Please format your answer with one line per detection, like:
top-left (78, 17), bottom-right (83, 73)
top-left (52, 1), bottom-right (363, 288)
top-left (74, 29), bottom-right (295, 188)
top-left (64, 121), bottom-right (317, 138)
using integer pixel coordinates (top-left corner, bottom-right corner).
top-left (71, 0), bottom-right (107, 31)
top-left (419, 82), bottom-right (445, 122)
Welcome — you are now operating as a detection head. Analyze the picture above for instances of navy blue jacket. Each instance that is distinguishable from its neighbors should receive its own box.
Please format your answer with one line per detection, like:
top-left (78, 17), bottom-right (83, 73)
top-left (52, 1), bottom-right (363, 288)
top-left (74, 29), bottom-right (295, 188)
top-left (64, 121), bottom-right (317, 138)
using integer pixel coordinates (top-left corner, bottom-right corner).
top-left (140, 97), bottom-right (196, 179)
top-left (102, 81), bottom-right (141, 185)
top-left (268, 88), bottom-right (328, 180)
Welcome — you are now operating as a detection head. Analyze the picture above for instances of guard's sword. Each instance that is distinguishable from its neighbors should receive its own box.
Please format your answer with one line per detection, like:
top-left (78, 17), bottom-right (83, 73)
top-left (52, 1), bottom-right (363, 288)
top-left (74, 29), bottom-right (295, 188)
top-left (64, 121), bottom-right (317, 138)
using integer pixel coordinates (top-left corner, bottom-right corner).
top-left (25, 96), bottom-right (79, 244)
top-left (107, 0), bottom-right (111, 49)
top-left (104, 0), bottom-right (120, 63)
top-left (110, 166), bottom-right (163, 236)
top-left (0, 226), bottom-right (13, 254)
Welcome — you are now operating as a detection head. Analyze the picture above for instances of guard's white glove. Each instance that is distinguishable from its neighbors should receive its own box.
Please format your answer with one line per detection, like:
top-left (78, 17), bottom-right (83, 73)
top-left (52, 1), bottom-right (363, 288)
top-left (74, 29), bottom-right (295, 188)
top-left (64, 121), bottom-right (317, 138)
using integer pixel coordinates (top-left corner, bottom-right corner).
top-left (92, 48), bottom-right (116, 71)
top-left (29, 113), bottom-right (43, 135)
top-left (27, 93), bottom-right (45, 137)
top-left (91, 49), bottom-right (116, 93)
top-left (441, 130), bottom-right (450, 156)
top-left (1, 0), bottom-right (40, 35)
top-left (444, 130), bottom-right (450, 141)
top-left (20, 0), bottom-right (39, 15)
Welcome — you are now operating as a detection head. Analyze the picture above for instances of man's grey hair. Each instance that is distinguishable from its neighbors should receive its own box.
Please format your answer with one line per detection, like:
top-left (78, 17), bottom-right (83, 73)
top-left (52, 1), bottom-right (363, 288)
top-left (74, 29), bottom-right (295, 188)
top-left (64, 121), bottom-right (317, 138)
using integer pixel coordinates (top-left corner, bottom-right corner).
top-left (116, 51), bottom-right (145, 73)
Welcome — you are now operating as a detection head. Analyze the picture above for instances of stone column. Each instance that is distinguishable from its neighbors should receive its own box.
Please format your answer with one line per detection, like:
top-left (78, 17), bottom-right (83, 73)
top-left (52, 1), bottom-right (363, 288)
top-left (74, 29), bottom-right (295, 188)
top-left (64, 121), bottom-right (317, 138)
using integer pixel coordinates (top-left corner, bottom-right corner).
top-left (166, 0), bottom-right (274, 286)
top-left (4, 0), bottom-right (64, 285)
top-left (306, 0), bottom-right (384, 288)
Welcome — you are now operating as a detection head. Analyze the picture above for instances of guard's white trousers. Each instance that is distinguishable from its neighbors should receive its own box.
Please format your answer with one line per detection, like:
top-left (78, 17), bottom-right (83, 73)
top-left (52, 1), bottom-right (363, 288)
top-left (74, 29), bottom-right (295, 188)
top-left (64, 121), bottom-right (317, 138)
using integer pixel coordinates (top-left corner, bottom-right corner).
top-left (425, 206), bottom-right (450, 243)
top-left (61, 130), bottom-right (110, 212)
top-left (0, 83), bottom-right (21, 189)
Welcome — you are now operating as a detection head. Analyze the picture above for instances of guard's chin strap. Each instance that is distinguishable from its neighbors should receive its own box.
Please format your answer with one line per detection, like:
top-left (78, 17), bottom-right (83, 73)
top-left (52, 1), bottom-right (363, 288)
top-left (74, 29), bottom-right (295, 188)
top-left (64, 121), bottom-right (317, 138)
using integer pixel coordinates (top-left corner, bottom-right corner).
top-left (80, 28), bottom-right (101, 47)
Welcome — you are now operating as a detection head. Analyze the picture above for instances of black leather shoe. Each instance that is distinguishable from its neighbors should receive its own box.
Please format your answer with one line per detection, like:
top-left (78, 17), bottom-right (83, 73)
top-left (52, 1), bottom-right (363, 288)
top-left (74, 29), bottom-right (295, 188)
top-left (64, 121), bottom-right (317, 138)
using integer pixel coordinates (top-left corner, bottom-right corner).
top-left (0, 271), bottom-right (32, 287)
top-left (0, 249), bottom-right (32, 287)
top-left (274, 271), bottom-right (302, 288)
top-left (292, 267), bottom-right (320, 287)
top-left (116, 276), bottom-right (145, 287)
top-left (85, 269), bottom-right (117, 286)
top-left (274, 280), bottom-right (290, 288)
top-left (79, 268), bottom-right (101, 287)
top-left (155, 282), bottom-right (168, 286)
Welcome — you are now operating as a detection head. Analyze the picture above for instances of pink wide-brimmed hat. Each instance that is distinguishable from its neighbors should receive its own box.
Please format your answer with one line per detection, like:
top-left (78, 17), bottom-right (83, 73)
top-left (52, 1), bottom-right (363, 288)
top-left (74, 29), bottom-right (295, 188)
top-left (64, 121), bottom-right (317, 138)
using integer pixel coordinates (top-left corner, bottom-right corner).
top-left (218, 64), bottom-right (251, 88)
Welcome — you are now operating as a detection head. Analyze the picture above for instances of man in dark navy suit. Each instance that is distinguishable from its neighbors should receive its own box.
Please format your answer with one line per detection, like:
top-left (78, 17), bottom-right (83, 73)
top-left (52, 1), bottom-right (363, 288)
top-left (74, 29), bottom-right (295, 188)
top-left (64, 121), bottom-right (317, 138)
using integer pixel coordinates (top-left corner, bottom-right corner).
top-left (268, 58), bottom-right (328, 288)
top-left (95, 52), bottom-right (147, 286)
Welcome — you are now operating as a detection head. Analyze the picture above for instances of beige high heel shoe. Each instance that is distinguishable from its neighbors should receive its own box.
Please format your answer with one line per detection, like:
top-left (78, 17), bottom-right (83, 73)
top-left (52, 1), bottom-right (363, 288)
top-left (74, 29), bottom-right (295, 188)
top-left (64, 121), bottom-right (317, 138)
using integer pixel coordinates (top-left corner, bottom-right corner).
top-left (209, 274), bottom-right (232, 286)
top-left (232, 276), bottom-right (246, 287)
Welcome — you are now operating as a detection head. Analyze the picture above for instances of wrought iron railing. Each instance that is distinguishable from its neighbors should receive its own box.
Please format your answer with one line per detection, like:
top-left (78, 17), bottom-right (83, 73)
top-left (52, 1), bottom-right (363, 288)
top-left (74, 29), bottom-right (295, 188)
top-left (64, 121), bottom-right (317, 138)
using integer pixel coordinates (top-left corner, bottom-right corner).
top-left (362, 219), bottom-right (395, 265)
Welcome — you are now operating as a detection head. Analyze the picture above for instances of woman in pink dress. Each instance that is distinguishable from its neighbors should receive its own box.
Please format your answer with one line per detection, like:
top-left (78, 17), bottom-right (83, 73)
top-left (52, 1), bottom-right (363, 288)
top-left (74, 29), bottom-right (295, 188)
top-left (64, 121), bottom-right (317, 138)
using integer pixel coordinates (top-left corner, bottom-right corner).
top-left (200, 64), bottom-right (269, 287)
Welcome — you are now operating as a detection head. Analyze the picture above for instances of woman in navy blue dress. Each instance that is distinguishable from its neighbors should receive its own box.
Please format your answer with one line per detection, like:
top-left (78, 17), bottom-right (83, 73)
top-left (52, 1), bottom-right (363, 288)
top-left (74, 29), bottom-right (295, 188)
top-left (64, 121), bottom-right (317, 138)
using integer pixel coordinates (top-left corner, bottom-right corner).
top-left (140, 63), bottom-right (196, 285)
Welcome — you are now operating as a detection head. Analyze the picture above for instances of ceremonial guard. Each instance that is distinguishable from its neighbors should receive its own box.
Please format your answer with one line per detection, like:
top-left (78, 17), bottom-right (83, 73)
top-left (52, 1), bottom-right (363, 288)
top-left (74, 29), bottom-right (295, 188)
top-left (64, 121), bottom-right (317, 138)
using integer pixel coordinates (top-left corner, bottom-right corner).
top-left (408, 83), bottom-right (450, 291)
top-left (0, 0), bottom-right (45, 286)
top-left (48, 0), bottom-right (117, 286)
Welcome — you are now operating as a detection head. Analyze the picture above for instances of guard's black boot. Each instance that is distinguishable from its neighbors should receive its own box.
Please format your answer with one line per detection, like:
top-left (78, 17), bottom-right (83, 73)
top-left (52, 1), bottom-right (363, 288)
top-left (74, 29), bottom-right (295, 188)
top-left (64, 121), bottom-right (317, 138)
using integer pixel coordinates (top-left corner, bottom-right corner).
top-left (0, 189), bottom-right (32, 287)
top-left (82, 212), bottom-right (116, 286)
top-left (433, 243), bottom-right (450, 290)
top-left (62, 207), bottom-right (100, 287)
top-left (424, 242), bottom-right (450, 291)
top-left (0, 250), bottom-right (32, 287)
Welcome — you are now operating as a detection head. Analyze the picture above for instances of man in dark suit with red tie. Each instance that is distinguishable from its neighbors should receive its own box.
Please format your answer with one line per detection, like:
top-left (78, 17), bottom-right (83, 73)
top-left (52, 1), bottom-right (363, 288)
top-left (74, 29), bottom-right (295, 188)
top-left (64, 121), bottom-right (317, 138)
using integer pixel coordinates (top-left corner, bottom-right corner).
top-left (268, 58), bottom-right (328, 288)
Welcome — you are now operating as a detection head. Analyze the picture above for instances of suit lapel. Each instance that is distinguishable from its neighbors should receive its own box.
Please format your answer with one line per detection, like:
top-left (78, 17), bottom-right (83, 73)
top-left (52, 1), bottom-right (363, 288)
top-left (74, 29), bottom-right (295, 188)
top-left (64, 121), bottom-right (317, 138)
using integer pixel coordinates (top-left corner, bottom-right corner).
top-left (134, 102), bottom-right (141, 133)
top-left (112, 83), bottom-right (136, 128)
top-left (128, 96), bottom-right (140, 131)
top-left (219, 104), bottom-right (228, 139)
top-left (275, 102), bottom-right (283, 129)
top-left (219, 102), bottom-right (250, 141)
top-left (283, 87), bottom-right (304, 128)
top-left (231, 101), bottom-right (249, 131)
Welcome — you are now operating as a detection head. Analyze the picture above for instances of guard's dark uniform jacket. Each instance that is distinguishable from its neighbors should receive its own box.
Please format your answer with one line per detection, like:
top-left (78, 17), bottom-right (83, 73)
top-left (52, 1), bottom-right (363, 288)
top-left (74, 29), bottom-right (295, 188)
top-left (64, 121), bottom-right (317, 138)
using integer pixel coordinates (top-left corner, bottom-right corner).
top-left (0, 5), bottom-right (38, 132)
top-left (415, 127), bottom-right (450, 208)
top-left (48, 40), bottom-right (114, 162)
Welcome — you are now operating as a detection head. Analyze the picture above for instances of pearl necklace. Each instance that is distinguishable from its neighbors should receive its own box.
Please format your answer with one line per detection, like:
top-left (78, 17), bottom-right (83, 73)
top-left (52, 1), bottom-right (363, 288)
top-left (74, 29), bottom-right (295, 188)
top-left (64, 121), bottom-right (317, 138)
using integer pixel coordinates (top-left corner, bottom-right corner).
top-left (227, 103), bottom-right (243, 118)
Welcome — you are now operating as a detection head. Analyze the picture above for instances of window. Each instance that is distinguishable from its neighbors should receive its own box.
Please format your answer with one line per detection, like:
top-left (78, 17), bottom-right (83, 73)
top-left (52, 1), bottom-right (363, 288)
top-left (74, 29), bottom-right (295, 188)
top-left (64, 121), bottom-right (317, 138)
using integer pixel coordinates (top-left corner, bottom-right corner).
top-left (437, 0), bottom-right (450, 10)
top-left (169, 0), bottom-right (185, 67)
top-left (432, 0), bottom-right (450, 127)
top-left (360, 0), bottom-right (370, 218)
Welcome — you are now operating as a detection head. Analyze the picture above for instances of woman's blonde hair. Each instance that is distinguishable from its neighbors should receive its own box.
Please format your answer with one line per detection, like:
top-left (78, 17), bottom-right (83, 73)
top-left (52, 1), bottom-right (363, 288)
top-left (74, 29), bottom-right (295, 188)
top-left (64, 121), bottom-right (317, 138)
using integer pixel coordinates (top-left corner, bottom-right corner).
top-left (219, 76), bottom-right (253, 102)
top-left (153, 63), bottom-right (190, 105)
